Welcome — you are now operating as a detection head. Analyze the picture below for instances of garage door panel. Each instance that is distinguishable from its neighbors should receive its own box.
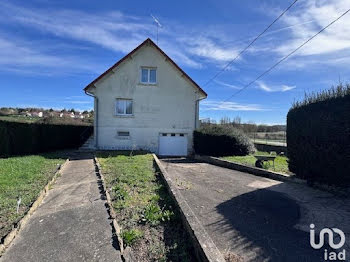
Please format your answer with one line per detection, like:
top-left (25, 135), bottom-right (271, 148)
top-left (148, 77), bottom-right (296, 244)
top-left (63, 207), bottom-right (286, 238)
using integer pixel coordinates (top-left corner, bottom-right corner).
top-left (159, 134), bottom-right (188, 156)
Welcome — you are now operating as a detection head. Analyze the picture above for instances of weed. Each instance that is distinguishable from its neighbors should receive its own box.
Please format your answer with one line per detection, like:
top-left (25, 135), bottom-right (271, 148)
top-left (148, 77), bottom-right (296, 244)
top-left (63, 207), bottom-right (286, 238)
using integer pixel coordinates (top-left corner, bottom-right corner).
top-left (142, 203), bottom-right (174, 226)
top-left (121, 228), bottom-right (143, 246)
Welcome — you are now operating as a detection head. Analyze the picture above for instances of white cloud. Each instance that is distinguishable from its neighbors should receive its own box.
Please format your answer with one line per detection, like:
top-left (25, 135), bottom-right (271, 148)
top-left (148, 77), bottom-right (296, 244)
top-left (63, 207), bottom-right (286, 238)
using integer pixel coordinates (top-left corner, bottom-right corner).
top-left (214, 80), bottom-right (240, 89)
top-left (281, 85), bottom-right (296, 92)
top-left (0, 36), bottom-right (100, 75)
top-left (201, 100), bottom-right (266, 111)
top-left (0, 2), bottom-right (249, 71)
top-left (184, 37), bottom-right (240, 62)
top-left (275, 0), bottom-right (350, 57)
top-left (0, 2), bottom-right (203, 70)
top-left (1, 0), bottom-right (349, 77)
top-left (0, 3), bottom-right (147, 53)
top-left (256, 81), bottom-right (296, 92)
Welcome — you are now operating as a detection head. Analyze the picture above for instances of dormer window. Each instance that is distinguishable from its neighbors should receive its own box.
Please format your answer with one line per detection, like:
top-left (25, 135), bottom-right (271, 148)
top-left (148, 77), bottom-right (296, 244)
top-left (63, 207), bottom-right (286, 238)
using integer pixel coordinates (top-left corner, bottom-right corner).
top-left (141, 67), bottom-right (157, 84)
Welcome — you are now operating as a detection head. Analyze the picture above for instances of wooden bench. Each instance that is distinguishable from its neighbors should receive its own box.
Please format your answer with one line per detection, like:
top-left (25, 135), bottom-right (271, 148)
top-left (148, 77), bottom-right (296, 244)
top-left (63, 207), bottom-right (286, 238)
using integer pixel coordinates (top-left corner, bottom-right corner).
top-left (254, 155), bottom-right (276, 170)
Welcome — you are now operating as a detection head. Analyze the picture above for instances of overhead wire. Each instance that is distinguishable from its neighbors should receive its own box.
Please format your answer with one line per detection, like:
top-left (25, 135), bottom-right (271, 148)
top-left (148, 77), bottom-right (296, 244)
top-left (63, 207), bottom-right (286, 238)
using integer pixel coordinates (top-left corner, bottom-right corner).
top-left (222, 7), bottom-right (350, 102)
top-left (202, 0), bottom-right (299, 88)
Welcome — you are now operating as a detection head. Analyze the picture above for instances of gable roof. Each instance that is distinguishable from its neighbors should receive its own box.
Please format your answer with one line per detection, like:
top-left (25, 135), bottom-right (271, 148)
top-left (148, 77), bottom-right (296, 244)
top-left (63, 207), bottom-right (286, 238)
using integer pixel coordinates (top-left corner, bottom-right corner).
top-left (84, 38), bottom-right (207, 97)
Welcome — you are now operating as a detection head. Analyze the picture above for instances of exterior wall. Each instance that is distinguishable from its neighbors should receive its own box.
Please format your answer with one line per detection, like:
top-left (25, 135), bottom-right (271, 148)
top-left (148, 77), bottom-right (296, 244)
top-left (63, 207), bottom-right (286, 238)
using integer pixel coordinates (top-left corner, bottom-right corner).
top-left (92, 44), bottom-right (203, 154)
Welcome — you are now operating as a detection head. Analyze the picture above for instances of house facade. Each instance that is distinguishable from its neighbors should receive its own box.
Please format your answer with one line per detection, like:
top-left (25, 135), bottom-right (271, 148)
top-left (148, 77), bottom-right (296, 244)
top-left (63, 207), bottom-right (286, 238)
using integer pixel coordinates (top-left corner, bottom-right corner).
top-left (84, 38), bottom-right (207, 156)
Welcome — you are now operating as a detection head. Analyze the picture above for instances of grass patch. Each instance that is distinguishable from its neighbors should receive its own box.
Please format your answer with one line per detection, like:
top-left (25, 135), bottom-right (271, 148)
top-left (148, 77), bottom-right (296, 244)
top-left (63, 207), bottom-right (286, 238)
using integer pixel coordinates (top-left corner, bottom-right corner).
top-left (221, 151), bottom-right (290, 174)
top-left (0, 152), bottom-right (65, 240)
top-left (121, 228), bottom-right (143, 246)
top-left (0, 115), bottom-right (38, 123)
top-left (97, 151), bottom-right (194, 262)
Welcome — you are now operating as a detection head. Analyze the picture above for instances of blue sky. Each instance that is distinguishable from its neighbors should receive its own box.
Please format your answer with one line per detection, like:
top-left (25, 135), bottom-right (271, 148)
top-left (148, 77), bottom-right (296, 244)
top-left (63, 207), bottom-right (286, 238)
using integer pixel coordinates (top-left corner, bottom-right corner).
top-left (0, 0), bottom-right (349, 124)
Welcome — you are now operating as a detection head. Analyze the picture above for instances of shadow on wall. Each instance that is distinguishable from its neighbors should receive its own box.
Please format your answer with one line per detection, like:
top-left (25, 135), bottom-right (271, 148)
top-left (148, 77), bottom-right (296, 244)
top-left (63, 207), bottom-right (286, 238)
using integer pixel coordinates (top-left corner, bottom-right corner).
top-left (213, 187), bottom-right (323, 261)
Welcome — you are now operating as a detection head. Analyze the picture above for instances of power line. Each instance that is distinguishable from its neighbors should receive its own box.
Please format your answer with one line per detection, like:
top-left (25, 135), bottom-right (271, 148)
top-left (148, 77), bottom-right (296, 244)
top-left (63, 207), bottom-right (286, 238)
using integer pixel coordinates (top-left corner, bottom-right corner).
top-left (223, 7), bottom-right (350, 102)
top-left (202, 0), bottom-right (299, 88)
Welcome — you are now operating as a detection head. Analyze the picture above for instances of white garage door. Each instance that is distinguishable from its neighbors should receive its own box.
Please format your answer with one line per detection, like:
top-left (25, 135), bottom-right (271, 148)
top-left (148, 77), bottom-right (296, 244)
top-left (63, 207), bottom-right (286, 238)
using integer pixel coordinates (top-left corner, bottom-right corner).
top-left (159, 133), bottom-right (188, 156)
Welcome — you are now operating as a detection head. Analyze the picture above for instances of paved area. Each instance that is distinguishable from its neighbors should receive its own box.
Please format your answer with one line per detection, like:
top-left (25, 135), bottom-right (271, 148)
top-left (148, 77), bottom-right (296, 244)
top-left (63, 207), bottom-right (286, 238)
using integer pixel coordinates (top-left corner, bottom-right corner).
top-left (160, 158), bottom-right (350, 262)
top-left (1, 153), bottom-right (122, 262)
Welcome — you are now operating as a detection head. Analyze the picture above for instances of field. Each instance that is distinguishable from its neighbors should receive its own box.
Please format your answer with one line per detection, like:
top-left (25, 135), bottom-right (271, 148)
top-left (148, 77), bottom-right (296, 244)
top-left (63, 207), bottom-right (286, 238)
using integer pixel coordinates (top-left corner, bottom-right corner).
top-left (248, 131), bottom-right (287, 146)
top-left (97, 151), bottom-right (194, 262)
top-left (221, 151), bottom-right (290, 174)
top-left (0, 153), bottom-right (65, 240)
top-left (0, 115), bottom-right (37, 123)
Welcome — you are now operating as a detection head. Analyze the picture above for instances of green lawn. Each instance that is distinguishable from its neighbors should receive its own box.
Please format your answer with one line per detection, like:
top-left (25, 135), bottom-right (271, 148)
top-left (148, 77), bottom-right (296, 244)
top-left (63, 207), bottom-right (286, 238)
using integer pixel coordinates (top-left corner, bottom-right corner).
top-left (97, 151), bottom-right (194, 262)
top-left (0, 153), bottom-right (65, 239)
top-left (221, 151), bottom-right (290, 174)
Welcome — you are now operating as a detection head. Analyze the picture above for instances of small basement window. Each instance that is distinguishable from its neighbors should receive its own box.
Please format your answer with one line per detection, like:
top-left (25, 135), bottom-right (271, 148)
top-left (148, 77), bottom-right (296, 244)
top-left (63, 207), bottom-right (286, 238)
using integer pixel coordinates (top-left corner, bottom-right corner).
top-left (117, 131), bottom-right (130, 137)
top-left (141, 67), bottom-right (157, 84)
top-left (171, 133), bottom-right (176, 136)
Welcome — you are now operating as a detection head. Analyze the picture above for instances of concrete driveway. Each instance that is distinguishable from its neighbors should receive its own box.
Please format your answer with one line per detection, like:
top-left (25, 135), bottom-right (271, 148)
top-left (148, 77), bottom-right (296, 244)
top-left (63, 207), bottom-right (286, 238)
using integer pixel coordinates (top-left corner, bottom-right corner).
top-left (1, 153), bottom-right (122, 262)
top-left (160, 158), bottom-right (350, 262)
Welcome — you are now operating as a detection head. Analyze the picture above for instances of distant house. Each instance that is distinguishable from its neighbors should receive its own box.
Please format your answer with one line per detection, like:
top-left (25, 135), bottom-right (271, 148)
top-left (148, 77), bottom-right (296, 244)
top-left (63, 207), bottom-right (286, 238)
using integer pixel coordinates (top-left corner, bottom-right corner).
top-left (84, 38), bottom-right (207, 156)
top-left (70, 112), bottom-right (75, 118)
top-left (20, 111), bottom-right (32, 117)
top-left (32, 112), bottom-right (43, 118)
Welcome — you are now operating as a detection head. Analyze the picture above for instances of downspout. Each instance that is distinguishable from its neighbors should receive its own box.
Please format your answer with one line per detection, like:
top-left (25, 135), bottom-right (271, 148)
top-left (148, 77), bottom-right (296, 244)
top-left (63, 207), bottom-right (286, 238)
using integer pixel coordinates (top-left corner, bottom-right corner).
top-left (195, 96), bottom-right (206, 129)
top-left (194, 99), bottom-right (199, 129)
top-left (85, 89), bottom-right (98, 148)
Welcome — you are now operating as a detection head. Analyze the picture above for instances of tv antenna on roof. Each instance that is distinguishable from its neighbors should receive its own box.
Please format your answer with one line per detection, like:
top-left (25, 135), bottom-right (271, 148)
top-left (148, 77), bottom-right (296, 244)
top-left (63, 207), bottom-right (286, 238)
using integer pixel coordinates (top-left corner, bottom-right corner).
top-left (151, 14), bottom-right (162, 44)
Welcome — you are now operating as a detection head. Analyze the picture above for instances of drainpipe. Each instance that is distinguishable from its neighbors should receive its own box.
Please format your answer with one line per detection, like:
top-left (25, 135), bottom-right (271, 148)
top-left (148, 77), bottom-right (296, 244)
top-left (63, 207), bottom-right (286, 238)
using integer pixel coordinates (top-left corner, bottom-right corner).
top-left (194, 99), bottom-right (199, 129)
top-left (85, 89), bottom-right (98, 148)
top-left (195, 96), bottom-right (206, 129)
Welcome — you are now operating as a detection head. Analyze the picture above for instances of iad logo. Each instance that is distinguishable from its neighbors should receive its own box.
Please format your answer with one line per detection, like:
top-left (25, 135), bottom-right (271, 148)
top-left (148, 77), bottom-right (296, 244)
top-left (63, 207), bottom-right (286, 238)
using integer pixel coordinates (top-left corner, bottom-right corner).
top-left (310, 224), bottom-right (346, 260)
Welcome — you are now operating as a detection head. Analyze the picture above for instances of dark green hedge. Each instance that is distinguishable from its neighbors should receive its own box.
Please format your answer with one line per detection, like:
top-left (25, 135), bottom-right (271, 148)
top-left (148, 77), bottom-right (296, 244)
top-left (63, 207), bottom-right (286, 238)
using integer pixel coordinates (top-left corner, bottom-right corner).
top-left (287, 94), bottom-right (350, 186)
top-left (0, 120), bottom-right (93, 157)
top-left (194, 124), bottom-right (255, 156)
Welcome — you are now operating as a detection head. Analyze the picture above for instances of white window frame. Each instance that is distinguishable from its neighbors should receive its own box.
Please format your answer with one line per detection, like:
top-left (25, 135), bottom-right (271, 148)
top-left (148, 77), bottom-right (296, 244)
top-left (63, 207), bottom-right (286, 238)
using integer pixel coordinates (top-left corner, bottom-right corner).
top-left (115, 99), bottom-right (133, 116)
top-left (140, 67), bottom-right (157, 84)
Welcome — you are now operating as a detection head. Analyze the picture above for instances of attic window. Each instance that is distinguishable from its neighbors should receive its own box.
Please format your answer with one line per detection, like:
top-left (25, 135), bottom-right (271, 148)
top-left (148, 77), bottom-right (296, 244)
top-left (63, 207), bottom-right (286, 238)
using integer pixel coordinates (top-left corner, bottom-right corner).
top-left (141, 67), bottom-right (156, 84)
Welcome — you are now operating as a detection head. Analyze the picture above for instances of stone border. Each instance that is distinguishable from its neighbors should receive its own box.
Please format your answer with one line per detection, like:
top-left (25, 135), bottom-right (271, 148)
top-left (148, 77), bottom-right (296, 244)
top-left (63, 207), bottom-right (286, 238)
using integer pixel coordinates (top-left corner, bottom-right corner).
top-left (153, 154), bottom-right (226, 262)
top-left (0, 159), bottom-right (69, 256)
top-left (194, 155), bottom-right (305, 185)
top-left (93, 157), bottom-right (127, 259)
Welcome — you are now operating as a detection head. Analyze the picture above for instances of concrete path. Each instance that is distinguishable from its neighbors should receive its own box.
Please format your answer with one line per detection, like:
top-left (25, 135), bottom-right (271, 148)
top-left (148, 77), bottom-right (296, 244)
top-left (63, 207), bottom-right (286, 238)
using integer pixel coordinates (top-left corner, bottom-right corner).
top-left (1, 153), bottom-right (122, 262)
top-left (160, 158), bottom-right (350, 262)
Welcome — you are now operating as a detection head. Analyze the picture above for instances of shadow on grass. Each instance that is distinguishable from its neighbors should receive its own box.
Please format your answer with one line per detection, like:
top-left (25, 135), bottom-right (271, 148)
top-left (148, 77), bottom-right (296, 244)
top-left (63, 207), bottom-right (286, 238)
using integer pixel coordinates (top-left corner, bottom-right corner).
top-left (159, 157), bottom-right (203, 164)
top-left (96, 150), bottom-right (150, 158)
top-left (153, 160), bottom-right (197, 262)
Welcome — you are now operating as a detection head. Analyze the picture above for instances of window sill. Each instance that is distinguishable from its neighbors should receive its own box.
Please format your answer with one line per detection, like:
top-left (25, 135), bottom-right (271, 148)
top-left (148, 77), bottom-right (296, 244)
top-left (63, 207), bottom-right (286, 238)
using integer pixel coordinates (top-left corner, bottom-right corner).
top-left (114, 114), bottom-right (134, 118)
top-left (138, 82), bottom-right (157, 86)
top-left (117, 137), bottom-right (131, 140)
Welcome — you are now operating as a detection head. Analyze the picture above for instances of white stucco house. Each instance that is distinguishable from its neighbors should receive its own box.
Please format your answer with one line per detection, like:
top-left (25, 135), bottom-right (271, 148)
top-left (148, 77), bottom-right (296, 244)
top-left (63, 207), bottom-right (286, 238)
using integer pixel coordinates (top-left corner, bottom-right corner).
top-left (84, 38), bottom-right (207, 156)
